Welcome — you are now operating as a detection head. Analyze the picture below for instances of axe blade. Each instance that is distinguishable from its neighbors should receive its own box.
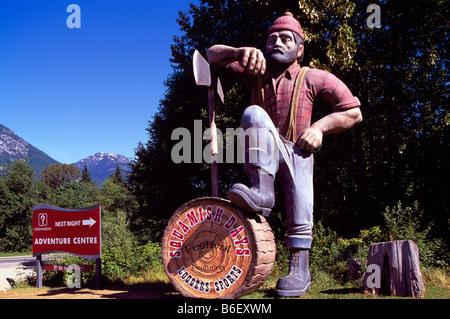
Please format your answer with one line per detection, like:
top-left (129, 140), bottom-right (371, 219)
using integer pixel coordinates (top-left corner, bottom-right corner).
top-left (193, 50), bottom-right (225, 104)
top-left (217, 76), bottom-right (224, 104)
top-left (193, 50), bottom-right (211, 87)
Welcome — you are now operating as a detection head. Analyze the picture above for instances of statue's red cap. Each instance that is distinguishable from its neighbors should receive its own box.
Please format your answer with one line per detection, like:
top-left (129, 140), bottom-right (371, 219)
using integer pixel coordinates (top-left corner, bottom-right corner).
top-left (267, 12), bottom-right (304, 41)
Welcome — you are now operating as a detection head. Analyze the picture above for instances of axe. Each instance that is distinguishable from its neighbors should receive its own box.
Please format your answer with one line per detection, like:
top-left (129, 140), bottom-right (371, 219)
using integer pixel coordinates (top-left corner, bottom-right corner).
top-left (193, 50), bottom-right (224, 197)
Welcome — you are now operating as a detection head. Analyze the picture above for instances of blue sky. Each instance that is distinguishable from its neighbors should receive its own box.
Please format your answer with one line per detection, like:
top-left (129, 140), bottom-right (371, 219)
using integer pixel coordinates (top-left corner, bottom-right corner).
top-left (0, 0), bottom-right (195, 164)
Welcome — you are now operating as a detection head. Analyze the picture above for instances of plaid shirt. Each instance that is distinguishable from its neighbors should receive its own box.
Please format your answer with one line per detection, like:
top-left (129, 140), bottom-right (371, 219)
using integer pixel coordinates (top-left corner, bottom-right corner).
top-left (228, 63), bottom-right (361, 140)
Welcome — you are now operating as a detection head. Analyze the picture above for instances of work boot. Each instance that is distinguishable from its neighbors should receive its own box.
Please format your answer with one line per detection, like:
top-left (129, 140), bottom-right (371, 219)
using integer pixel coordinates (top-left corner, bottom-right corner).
top-left (276, 249), bottom-right (311, 297)
top-left (226, 165), bottom-right (275, 216)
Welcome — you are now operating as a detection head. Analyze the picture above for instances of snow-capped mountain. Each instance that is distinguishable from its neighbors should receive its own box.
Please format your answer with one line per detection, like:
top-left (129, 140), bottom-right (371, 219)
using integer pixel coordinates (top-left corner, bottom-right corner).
top-left (72, 152), bottom-right (131, 185)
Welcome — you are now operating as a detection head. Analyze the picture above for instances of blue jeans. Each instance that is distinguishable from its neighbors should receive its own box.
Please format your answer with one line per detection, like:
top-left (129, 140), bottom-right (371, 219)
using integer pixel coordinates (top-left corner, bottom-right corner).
top-left (240, 105), bottom-right (314, 249)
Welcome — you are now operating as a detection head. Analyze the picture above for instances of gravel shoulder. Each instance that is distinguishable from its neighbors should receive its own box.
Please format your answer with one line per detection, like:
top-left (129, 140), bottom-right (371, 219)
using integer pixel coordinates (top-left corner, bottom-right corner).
top-left (0, 286), bottom-right (164, 299)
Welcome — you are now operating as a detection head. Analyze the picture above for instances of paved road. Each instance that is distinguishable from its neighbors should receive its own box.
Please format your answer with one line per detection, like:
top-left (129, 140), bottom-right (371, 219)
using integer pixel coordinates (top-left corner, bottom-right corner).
top-left (0, 256), bottom-right (36, 269)
top-left (0, 255), bottom-right (55, 291)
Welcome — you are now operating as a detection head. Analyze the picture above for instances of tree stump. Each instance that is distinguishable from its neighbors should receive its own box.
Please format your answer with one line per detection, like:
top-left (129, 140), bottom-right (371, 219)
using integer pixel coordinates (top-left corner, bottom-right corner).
top-left (161, 197), bottom-right (276, 299)
top-left (363, 240), bottom-right (425, 297)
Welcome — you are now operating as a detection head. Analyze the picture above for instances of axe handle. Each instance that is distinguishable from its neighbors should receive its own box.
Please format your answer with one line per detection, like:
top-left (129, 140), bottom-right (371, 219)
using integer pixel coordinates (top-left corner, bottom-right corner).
top-left (208, 87), bottom-right (219, 197)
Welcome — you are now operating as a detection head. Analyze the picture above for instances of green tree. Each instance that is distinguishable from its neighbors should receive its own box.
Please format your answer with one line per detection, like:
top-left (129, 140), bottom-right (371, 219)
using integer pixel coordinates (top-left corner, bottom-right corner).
top-left (38, 163), bottom-right (87, 209)
top-left (81, 163), bottom-right (92, 183)
top-left (79, 163), bottom-right (99, 206)
top-left (97, 164), bottom-right (137, 223)
top-left (41, 163), bottom-right (81, 190)
top-left (111, 164), bottom-right (126, 186)
top-left (49, 180), bottom-right (88, 209)
top-left (98, 175), bottom-right (135, 215)
top-left (129, 0), bottom-right (449, 247)
top-left (0, 161), bottom-right (36, 252)
top-left (345, 0), bottom-right (450, 238)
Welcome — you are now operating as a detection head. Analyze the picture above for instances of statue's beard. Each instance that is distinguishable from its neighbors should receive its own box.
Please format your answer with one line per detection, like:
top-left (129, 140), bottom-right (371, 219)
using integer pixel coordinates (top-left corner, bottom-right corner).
top-left (266, 46), bottom-right (298, 70)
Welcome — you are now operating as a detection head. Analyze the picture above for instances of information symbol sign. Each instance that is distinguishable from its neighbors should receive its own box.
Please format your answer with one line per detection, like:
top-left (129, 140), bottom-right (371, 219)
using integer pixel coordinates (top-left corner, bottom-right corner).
top-left (38, 213), bottom-right (48, 227)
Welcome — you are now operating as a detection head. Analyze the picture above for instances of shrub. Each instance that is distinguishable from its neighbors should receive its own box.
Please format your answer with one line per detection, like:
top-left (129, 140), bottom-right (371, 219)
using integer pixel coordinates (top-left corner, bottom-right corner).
top-left (307, 201), bottom-right (449, 284)
top-left (273, 241), bottom-right (290, 276)
top-left (100, 211), bottom-right (167, 281)
top-left (383, 200), bottom-right (450, 268)
top-left (101, 211), bottom-right (141, 279)
top-left (137, 242), bottom-right (164, 274)
top-left (309, 222), bottom-right (387, 282)
top-left (309, 222), bottom-right (339, 273)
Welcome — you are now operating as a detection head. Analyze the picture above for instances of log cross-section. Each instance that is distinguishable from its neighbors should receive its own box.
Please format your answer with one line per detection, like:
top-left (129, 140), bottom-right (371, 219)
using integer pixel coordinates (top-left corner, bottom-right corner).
top-left (162, 197), bottom-right (276, 299)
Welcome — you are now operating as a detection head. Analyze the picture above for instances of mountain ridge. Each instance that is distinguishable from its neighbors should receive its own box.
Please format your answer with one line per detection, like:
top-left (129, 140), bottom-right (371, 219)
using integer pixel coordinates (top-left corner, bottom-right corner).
top-left (1, 123), bottom-right (131, 185)
top-left (72, 152), bottom-right (131, 185)
top-left (0, 123), bottom-right (59, 175)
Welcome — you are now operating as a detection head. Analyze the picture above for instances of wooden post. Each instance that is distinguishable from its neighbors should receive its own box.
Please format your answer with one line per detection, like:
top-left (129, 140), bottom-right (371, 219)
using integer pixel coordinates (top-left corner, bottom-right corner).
top-left (208, 87), bottom-right (219, 197)
top-left (363, 240), bottom-right (425, 297)
top-left (95, 257), bottom-right (101, 289)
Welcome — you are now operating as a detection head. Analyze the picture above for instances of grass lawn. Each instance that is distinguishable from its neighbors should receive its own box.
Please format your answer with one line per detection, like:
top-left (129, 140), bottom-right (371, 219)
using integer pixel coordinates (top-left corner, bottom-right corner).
top-left (0, 251), bottom-right (32, 257)
top-left (243, 269), bottom-right (450, 299)
top-left (2, 268), bottom-right (447, 299)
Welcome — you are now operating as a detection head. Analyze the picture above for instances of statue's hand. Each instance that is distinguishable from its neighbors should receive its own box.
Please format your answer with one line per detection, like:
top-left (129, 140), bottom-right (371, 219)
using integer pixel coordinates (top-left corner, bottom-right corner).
top-left (234, 47), bottom-right (266, 76)
top-left (296, 127), bottom-right (323, 153)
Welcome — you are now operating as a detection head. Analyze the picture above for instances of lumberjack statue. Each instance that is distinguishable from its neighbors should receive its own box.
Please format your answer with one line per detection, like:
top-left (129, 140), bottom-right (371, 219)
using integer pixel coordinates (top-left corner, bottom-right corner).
top-left (207, 12), bottom-right (363, 297)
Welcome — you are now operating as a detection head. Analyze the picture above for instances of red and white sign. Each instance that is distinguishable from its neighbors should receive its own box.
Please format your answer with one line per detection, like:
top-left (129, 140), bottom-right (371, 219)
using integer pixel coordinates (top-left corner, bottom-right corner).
top-left (32, 204), bottom-right (101, 259)
top-left (43, 265), bottom-right (94, 271)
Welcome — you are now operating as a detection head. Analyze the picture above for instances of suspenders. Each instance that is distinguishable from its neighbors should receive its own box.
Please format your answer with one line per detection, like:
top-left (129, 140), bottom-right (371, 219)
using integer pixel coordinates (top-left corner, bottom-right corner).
top-left (258, 67), bottom-right (309, 143)
top-left (286, 66), bottom-right (309, 143)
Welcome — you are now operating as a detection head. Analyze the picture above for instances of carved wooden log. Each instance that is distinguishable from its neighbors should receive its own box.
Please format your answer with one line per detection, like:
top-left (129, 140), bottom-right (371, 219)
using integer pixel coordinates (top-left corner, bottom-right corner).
top-left (162, 197), bottom-right (276, 299)
top-left (363, 240), bottom-right (425, 297)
